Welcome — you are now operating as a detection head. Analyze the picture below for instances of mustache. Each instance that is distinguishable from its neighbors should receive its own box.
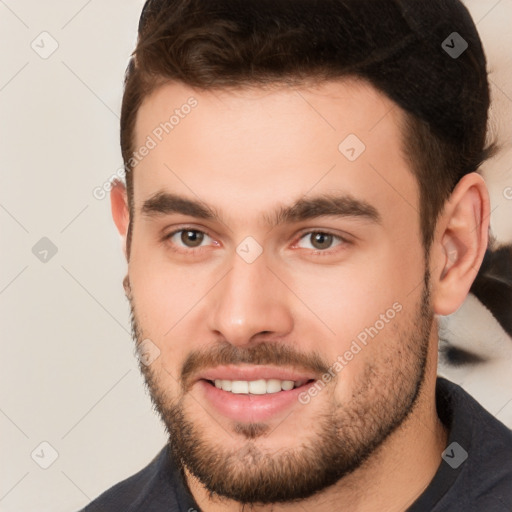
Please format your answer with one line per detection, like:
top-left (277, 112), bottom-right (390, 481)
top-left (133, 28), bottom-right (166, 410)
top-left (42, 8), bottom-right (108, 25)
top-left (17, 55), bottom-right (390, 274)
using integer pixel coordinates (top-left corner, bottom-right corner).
top-left (180, 341), bottom-right (330, 392)
top-left (125, 274), bottom-right (331, 392)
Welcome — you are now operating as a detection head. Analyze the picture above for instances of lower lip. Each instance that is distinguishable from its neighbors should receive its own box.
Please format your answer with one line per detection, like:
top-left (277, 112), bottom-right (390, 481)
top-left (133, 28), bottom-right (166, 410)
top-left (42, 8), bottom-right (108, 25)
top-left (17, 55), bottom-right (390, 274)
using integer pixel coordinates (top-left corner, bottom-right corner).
top-left (197, 379), bottom-right (316, 423)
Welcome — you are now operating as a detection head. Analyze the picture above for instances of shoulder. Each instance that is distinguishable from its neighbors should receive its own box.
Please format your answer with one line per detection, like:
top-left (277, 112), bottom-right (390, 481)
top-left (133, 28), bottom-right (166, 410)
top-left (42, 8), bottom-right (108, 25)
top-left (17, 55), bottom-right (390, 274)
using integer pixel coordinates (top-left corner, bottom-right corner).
top-left (79, 445), bottom-right (186, 512)
top-left (436, 378), bottom-right (512, 509)
top-left (437, 376), bottom-right (512, 450)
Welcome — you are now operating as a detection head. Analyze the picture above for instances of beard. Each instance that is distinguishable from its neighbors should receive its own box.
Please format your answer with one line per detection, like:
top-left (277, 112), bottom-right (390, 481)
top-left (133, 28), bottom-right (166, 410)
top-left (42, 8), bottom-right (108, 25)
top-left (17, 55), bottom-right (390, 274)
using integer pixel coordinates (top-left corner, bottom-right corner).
top-left (124, 270), bottom-right (433, 505)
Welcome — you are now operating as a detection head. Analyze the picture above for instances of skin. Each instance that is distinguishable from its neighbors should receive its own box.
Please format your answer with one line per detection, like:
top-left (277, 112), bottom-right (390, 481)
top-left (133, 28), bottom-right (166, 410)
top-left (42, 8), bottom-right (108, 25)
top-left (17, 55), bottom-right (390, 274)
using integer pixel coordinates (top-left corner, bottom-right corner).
top-left (111, 78), bottom-right (490, 511)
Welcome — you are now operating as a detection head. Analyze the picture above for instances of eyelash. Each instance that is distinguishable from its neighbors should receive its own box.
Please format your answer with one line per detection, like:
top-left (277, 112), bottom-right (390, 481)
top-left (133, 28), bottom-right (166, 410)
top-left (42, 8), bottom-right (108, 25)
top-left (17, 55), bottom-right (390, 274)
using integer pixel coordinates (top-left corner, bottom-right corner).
top-left (162, 226), bottom-right (349, 256)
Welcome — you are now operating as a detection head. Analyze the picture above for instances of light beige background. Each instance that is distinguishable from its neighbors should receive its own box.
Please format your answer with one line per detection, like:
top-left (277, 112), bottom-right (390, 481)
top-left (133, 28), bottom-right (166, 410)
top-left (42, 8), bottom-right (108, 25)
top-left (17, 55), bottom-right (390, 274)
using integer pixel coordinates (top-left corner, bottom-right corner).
top-left (0, 1), bottom-right (511, 511)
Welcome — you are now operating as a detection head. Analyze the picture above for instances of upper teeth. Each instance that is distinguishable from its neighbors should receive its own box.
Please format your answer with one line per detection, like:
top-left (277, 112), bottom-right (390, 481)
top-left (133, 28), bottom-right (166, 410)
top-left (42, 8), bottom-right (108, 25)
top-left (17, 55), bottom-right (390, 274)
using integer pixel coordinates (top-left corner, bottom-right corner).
top-left (214, 379), bottom-right (305, 394)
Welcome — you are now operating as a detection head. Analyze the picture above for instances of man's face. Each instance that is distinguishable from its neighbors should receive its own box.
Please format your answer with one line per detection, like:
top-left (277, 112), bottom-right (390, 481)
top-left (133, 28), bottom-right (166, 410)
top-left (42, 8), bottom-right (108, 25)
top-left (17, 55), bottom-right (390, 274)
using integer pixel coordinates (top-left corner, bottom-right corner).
top-left (124, 79), bottom-right (436, 503)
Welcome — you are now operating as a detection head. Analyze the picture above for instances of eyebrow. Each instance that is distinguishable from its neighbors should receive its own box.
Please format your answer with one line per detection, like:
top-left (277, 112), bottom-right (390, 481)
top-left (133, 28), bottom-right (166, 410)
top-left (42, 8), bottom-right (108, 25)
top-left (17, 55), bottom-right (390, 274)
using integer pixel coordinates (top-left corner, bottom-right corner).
top-left (141, 191), bottom-right (381, 227)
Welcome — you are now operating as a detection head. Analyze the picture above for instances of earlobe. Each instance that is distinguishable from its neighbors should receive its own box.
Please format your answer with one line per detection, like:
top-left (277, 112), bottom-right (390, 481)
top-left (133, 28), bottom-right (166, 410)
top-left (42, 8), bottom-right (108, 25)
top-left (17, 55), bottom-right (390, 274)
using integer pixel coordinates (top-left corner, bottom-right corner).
top-left (110, 179), bottom-right (130, 261)
top-left (432, 173), bottom-right (490, 316)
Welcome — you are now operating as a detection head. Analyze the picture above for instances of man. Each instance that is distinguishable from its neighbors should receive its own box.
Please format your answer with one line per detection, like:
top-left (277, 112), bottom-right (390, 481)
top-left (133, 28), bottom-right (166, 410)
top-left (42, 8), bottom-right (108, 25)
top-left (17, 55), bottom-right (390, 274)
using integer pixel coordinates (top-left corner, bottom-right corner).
top-left (83, 0), bottom-right (512, 510)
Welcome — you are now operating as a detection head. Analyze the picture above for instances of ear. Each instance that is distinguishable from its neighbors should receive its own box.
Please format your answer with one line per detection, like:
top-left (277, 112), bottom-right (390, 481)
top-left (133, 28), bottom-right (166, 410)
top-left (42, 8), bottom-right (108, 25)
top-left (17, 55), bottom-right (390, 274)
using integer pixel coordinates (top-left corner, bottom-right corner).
top-left (431, 172), bottom-right (490, 316)
top-left (110, 179), bottom-right (130, 262)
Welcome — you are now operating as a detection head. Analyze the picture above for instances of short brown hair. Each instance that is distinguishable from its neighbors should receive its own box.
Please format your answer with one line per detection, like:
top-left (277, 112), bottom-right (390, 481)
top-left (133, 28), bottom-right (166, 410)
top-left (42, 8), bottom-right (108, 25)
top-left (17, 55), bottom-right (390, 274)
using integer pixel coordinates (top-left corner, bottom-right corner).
top-left (120, 0), bottom-right (496, 258)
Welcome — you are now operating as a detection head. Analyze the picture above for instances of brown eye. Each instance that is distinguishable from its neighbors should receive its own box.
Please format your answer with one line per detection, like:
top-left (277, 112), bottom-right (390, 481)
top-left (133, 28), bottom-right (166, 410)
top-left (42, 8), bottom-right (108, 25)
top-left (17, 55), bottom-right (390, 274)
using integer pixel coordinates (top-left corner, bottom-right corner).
top-left (310, 232), bottom-right (334, 250)
top-left (180, 230), bottom-right (204, 247)
top-left (164, 227), bottom-right (215, 254)
top-left (295, 231), bottom-right (346, 253)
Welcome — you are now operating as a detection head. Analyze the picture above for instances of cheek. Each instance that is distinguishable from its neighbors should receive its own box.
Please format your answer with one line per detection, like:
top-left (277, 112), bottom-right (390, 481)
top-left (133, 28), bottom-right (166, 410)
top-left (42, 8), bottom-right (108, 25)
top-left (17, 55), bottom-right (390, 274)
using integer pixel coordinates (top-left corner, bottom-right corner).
top-left (290, 243), bottom-right (423, 387)
top-left (128, 226), bottom-right (208, 319)
top-left (290, 246), bottom-right (421, 339)
top-left (128, 246), bottom-right (212, 353)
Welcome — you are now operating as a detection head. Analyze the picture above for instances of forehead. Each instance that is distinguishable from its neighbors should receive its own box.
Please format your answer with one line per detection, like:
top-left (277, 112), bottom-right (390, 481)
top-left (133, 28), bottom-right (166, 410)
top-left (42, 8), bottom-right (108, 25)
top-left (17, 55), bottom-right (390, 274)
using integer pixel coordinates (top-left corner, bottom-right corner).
top-left (131, 78), bottom-right (418, 228)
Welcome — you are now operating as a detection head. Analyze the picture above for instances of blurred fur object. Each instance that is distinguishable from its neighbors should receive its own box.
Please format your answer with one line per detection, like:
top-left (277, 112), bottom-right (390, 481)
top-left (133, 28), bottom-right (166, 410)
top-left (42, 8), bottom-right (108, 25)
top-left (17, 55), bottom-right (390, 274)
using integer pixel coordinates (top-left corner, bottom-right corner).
top-left (438, 244), bottom-right (512, 427)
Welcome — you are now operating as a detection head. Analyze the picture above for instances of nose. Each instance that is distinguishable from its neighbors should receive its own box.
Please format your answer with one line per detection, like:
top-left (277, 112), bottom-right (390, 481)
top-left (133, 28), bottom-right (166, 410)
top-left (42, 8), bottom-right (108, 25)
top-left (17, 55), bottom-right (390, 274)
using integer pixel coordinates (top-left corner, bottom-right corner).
top-left (207, 252), bottom-right (294, 346)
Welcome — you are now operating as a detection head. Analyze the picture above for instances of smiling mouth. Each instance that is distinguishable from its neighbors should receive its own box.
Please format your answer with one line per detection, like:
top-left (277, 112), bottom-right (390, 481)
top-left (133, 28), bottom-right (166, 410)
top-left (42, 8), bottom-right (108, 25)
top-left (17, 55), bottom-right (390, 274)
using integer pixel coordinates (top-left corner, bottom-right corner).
top-left (204, 378), bottom-right (316, 395)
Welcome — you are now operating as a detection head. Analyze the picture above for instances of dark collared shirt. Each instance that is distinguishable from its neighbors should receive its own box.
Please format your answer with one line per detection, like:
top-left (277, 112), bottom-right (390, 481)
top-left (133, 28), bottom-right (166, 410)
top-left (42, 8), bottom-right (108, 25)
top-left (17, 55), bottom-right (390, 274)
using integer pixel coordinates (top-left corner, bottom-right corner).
top-left (81, 378), bottom-right (512, 511)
